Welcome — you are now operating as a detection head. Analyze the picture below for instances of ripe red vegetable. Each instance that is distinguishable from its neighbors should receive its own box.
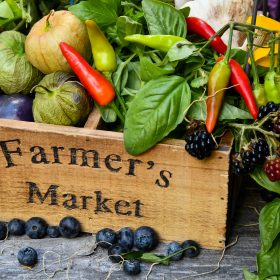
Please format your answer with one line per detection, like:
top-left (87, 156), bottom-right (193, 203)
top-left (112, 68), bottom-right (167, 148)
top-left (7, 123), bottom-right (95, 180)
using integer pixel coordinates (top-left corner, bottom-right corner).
top-left (186, 17), bottom-right (227, 55)
top-left (217, 56), bottom-right (258, 120)
top-left (59, 42), bottom-right (115, 106)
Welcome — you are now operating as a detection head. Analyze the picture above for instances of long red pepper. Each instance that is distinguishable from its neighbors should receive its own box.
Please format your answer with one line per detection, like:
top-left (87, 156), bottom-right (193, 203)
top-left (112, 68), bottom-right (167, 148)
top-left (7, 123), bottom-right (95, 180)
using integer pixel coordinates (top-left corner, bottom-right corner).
top-left (186, 17), bottom-right (227, 55)
top-left (217, 56), bottom-right (258, 120)
top-left (59, 42), bottom-right (115, 106)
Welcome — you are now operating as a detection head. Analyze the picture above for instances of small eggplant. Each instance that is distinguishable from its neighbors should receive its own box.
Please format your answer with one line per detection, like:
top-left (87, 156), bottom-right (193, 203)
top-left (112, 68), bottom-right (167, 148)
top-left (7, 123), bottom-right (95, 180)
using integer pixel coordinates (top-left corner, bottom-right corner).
top-left (0, 94), bottom-right (34, 121)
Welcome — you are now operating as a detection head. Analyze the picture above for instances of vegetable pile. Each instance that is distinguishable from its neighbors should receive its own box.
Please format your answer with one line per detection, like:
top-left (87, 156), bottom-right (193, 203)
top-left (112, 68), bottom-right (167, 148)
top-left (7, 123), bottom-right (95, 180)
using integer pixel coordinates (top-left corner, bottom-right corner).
top-left (0, 0), bottom-right (279, 278)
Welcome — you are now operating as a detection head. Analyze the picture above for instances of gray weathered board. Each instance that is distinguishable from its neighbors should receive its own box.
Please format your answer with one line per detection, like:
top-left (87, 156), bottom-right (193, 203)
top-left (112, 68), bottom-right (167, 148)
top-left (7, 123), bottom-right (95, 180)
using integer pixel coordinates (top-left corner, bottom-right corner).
top-left (0, 178), bottom-right (261, 280)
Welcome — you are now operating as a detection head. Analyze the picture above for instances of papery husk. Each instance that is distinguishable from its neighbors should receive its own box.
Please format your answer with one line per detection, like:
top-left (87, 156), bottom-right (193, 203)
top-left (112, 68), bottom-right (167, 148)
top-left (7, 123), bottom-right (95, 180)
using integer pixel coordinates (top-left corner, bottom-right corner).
top-left (0, 31), bottom-right (42, 95)
top-left (32, 71), bottom-right (92, 126)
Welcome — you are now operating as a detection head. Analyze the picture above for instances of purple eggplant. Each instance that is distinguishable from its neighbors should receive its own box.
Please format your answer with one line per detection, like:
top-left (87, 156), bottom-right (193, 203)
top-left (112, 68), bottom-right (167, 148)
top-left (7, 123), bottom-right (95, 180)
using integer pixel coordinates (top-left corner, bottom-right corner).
top-left (0, 94), bottom-right (34, 122)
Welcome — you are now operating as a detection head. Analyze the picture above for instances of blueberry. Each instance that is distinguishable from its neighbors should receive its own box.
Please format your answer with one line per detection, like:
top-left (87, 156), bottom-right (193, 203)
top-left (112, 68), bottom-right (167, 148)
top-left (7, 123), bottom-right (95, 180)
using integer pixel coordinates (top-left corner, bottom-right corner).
top-left (17, 247), bottom-right (38, 267)
top-left (47, 226), bottom-right (61, 238)
top-left (117, 227), bottom-right (134, 250)
top-left (108, 243), bottom-right (128, 263)
top-left (59, 216), bottom-right (81, 238)
top-left (123, 260), bottom-right (141, 275)
top-left (182, 240), bottom-right (200, 258)
top-left (134, 226), bottom-right (158, 252)
top-left (96, 228), bottom-right (117, 249)
top-left (8, 219), bottom-right (25, 236)
top-left (25, 217), bottom-right (47, 239)
top-left (0, 222), bottom-right (7, 240)
top-left (166, 241), bottom-right (184, 261)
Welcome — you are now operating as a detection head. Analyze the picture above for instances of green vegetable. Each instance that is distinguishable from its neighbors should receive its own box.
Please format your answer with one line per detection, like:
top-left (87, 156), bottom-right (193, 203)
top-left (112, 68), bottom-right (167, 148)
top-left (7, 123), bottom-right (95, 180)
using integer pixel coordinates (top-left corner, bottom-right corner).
top-left (124, 75), bottom-right (191, 155)
top-left (32, 71), bottom-right (92, 126)
top-left (124, 34), bottom-right (186, 52)
top-left (0, 31), bottom-right (42, 95)
top-left (264, 70), bottom-right (280, 103)
top-left (142, 0), bottom-right (186, 37)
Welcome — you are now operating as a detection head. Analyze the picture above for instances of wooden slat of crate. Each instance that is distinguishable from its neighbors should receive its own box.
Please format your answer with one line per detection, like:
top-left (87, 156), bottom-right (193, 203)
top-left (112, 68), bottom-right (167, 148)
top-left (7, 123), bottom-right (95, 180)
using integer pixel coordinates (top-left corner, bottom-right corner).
top-left (0, 118), bottom-right (233, 249)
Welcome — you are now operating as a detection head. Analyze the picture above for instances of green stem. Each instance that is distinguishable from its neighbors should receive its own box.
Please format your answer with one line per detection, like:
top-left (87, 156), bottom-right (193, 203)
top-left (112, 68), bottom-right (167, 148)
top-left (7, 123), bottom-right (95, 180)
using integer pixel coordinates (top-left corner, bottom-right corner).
top-left (246, 32), bottom-right (260, 86)
top-left (224, 22), bottom-right (234, 62)
top-left (110, 101), bottom-right (125, 124)
top-left (235, 22), bottom-right (279, 34)
top-left (277, 35), bottom-right (280, 74)
top-left (197, 23), bottom-right (230, 53)
top-left (228, 122), bottom-right (279, 138)
top-left (103, 71), bottom-right (127, 115)
top-left (12, 18), bottom-right (25, 31)
top-left (269, 33), bottom-right (276, 71)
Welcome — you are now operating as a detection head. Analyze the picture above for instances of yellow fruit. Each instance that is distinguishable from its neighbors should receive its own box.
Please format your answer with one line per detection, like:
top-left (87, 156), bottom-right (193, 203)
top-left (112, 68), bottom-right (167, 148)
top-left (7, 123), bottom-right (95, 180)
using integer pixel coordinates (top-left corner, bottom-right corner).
top-left (25, 10), bottom-right (91, 74)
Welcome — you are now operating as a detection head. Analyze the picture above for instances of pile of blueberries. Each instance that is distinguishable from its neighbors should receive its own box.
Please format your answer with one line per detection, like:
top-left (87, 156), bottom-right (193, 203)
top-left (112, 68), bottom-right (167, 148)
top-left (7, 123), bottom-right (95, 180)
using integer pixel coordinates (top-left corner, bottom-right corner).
top-left (0, 216), bottom-right (81, 267)
top-left (95, 226), bottom-right (200, 275)
top-left (0, 217), bottom-right (200, 276)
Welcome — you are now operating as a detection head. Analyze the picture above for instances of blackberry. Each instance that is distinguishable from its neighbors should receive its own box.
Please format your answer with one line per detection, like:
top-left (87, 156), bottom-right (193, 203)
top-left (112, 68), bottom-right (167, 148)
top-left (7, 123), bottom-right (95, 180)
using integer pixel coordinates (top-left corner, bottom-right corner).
top-left (231, 153), bottom-right (253, 175)
top-left (263, 157), bottom-right (280, 182)
top-left (257, 102), bottom-right (280, 130)
top-left (185, 125), bottom-right (215, 160)
top-left (248, 139), bottom-right (269, 165)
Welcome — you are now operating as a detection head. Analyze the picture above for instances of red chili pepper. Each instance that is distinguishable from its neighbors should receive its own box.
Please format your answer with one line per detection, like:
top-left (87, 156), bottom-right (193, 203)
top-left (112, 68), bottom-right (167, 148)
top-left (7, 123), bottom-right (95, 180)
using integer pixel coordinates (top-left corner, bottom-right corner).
top-left (59, 42), bottom-right (115, 106)
top-left (217, 56), bottom-right (258, 120)
top-left (186, 17), bottom-right (227, 55)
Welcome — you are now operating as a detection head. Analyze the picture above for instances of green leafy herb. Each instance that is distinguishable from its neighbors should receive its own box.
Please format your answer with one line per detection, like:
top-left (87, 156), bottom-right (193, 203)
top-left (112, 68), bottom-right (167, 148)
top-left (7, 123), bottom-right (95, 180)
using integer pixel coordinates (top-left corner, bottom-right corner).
top-left (250, 166), bottom-right (280, 195)
top-left (116, 16), bottom-right (143, 45)
top-left (140, 56), bottom-right (174, 81)
top-left (124, 75), bottom-right (191, 155)
top-left (142, 0), bottom-right (186, 37)
top-left (257, 234), bottom-right (280, 280)
top-left (259, 198), bottom-right (280, 253)
top-left (69, 0), bottom-right (121, 27)
top-left (167, 40), bottom-right (197, 62)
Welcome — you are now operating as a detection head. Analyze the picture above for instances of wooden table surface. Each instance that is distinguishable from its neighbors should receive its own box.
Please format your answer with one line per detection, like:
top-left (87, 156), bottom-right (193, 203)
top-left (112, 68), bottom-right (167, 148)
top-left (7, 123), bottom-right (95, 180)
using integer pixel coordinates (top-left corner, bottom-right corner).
top-left (0, 178), bottom-right (263, 280)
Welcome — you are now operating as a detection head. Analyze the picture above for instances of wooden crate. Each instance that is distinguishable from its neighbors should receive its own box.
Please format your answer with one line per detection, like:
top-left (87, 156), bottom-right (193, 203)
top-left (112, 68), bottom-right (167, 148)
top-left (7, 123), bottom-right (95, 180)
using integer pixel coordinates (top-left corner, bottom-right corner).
top-left (0, 111), bottom-right (235, 249)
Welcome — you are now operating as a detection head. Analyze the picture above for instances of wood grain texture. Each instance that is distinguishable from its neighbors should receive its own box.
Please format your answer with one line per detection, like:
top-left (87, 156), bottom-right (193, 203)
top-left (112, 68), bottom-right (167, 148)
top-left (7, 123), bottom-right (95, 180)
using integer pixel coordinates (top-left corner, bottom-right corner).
top-left (0, 119), bottom-right (233, 249)
top-left (0, 182), bottom-right (262, 280)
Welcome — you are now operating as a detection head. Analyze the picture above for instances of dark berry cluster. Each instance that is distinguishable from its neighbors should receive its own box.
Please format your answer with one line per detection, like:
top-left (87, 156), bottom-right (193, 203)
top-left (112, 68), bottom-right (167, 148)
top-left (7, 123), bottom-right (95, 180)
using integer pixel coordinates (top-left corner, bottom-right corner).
top-left (263, 157), bottom-right (280, 182)
top-left (231, 138), bottom-right (269, 175)
top-left (185, 124), bottom-right (215, 160)
top-left (96, 226), bottom-right (200, 276)
top-left (257, 102), bottom-right (280, 130)
top-left (273, 112), bottom-right (280, 134)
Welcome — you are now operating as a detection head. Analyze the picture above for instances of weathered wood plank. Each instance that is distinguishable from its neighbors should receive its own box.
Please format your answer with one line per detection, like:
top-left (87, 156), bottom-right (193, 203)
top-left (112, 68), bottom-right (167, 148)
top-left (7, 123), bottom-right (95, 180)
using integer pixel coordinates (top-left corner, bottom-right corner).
top-left (0, 183), bottom-right (262, 280)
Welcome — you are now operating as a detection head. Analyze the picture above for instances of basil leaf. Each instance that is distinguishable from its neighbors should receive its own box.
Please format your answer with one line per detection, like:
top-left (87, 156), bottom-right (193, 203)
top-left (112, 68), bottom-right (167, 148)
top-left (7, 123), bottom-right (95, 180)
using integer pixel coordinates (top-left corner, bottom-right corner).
top-left (142, 0), bottom-right (186, 37)
top-left (117, 16), bottom-right (143, 46)
top-left (126, 61), bottom-right (142, 90)
top-left (179, 6), bottom-right (190, 18)
top-left (187, 93), bottom-right (253, 121)
top-left (0, 1), bottom-right (14, 19)
top-left (257, 234), bottom-right (280, 280)
top-left (140, 252), bottom-right (170, 265)
top-left (95, 103), bottom-right (117, 123)
top-left (122, 250), bottom-right (145, 260)
top-left (250, 166), bottom-right (280, 195)
top-left (140, 56), bottom-right (174, 81)
top-left (259, 198), bottom-right (280, 253)
top-left (190, 76), bottom-right (208, 88)
top-left (183, 54), bottom-right (205, 75)
top-left (243, 269), bottom-right (259, 280)
top-left (69, 0), bottom-right (121, 27)
top-left (124, 76), bottom-right (191, 155)
top-left (167, 40), bottom-right (197, 62)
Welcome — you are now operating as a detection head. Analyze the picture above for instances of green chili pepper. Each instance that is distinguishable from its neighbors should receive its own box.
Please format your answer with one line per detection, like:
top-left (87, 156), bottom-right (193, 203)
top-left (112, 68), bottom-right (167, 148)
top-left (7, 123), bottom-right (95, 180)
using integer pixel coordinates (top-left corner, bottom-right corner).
top-left (253, 83), bottom-right (267, 106)
top-left (85, 20), bottom-right (117, 73)
top-left (264, 70), bottom-right (280, 103)
top-left (264, 37), bottom-right (280, 103)
top-left (124, 34), bottom-right (186, 52)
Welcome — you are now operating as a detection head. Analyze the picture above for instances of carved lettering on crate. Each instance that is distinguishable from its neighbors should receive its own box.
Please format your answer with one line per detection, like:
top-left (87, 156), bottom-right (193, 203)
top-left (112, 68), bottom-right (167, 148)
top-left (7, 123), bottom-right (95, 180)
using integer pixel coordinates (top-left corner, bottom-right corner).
top-left (0, 138), bottom-right (172, 188)
top-left (27, 181), bottom-right (144, 217)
